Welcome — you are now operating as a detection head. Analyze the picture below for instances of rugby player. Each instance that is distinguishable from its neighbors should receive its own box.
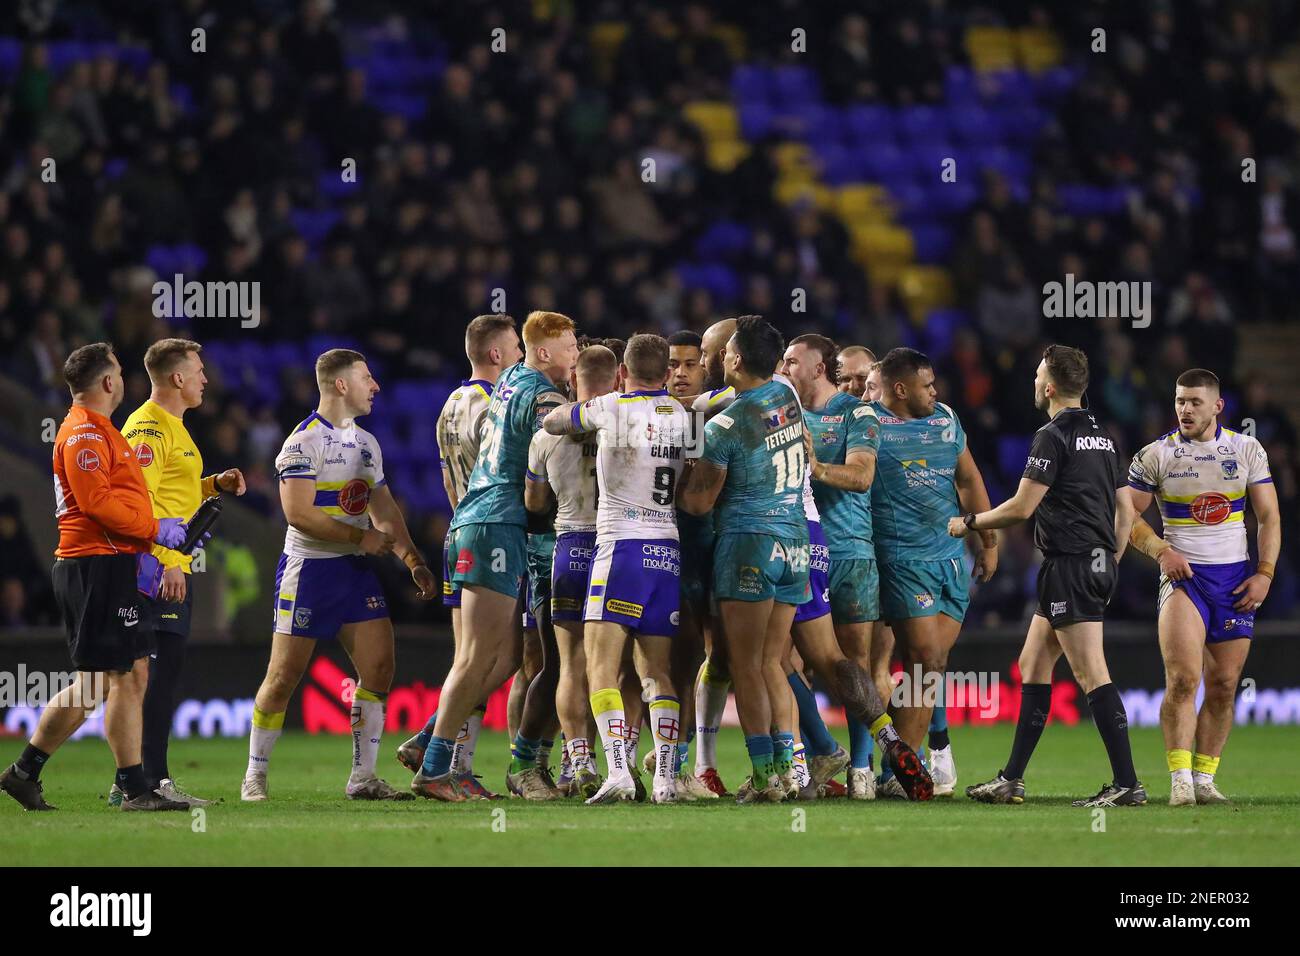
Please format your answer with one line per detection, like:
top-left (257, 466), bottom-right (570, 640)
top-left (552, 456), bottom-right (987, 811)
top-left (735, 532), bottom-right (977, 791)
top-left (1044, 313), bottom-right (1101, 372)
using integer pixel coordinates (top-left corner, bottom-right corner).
top-left (414, 311), bottom-right (577, 801)
top-left (2, 344), bottom-right (201, 813)
top-left (784, 334), bottom-right (932, 800)
top-left (1126, 369), bottom-right (1279, 805)
top-left (526, 344), bottom-right (619, 798)
top-left (401, 316), bottom-right (522, 796)
top-left (679, 316), bottom-right (812, 803)
top-left (242, 349), bottom-right (435, 802)
top-left (544, 334), bottom-right (692, 804)
top-left (836, 346), bottom-right (876, 399)
top-left (959, 346), bottom-right (1144, 807)
top-left (687, 318), bottom-right (738, 795)
top-left (869, 348), bottom-right (997, 798)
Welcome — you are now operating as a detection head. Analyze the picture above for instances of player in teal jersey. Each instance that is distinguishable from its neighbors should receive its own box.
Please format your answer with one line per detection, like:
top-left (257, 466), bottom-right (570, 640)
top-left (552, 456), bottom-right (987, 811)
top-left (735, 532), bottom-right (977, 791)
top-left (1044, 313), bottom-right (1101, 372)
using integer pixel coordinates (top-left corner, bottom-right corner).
top-left (680, 316), bottom-right (807, 802)
top-left (413, 311), bottom-right (578, 801)
top-left (868, 347), bottom-right (998, 783)
top-left (783, 334), bottom-right (932, 800)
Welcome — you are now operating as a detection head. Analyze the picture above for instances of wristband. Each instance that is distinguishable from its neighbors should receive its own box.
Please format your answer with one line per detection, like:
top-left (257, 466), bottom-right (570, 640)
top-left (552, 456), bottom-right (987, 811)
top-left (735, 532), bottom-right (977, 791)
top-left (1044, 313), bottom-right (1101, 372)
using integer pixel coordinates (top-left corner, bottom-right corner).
top-left (403, 551), bottom-right (428, 571)
top-left (1257, 561), bottom-right (1275, 580)
top-left (348, 525), bottom-right (364, 546)
top-left (963, 512), bottom-right (977, 530)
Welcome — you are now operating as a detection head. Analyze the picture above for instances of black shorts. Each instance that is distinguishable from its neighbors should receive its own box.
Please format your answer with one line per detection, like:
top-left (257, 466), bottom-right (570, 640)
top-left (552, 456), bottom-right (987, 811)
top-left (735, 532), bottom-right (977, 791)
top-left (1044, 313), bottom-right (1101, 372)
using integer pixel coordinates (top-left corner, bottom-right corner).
top-left (150, 581), bottom-right (194, 638)
top-left (1035, 551), bottom-right (1116, 629)
top-left (52, 554), bottom-right (154, 672)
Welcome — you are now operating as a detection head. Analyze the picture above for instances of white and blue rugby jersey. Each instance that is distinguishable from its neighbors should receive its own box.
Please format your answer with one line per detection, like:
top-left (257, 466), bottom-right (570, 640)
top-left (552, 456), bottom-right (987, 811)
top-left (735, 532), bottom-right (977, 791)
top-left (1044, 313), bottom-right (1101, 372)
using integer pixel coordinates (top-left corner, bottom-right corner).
top-left (1128, 425), bottom-right (1271, 564)
top-left (275, 411), bottom-right (386, 559)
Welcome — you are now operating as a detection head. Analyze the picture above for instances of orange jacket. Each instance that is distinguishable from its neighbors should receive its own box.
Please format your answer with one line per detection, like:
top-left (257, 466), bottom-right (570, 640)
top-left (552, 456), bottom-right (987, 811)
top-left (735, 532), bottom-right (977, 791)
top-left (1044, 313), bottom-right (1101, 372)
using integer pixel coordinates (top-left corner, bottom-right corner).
top-left (53, 405), bottom-right (159, 557)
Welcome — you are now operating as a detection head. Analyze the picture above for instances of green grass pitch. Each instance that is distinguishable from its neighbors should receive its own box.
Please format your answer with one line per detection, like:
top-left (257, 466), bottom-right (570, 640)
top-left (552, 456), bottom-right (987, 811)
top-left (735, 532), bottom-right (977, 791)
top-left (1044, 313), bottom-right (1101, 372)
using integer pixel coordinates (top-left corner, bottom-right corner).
top-left (3, 725), bottom-right (1298, 866)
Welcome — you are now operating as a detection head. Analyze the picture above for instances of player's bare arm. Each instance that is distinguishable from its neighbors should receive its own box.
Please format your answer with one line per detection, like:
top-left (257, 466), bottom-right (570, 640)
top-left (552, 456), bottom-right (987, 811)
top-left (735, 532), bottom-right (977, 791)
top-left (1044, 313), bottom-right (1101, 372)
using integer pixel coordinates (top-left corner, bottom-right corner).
top-left (950, 446), bottom-right (998, 579)
top-left (524, 473), bottom-right (555, 515)
top-left (947, 476), bottom-right (1048, 535)
top-left (279, 476), bottom-right (393, 555)
top-left (1126, 488), bottom-right (1195, 581)
top-left (367, 483), bottom-right (436, 600)
top-left (678, 458), bottom-right (727, 516)
top-left (1234, 479), bottom-right (1281, 612)
top-left (804, 425), bottom-right (876, 491)
top-left (543, 401), bottom-right (585, 436)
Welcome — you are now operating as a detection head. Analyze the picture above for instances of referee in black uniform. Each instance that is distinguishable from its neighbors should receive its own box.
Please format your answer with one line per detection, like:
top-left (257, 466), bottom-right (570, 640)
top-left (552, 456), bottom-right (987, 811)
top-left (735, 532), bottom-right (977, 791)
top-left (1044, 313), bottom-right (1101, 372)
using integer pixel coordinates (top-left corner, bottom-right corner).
top-left (947, 345), bottom-right (1147, 807)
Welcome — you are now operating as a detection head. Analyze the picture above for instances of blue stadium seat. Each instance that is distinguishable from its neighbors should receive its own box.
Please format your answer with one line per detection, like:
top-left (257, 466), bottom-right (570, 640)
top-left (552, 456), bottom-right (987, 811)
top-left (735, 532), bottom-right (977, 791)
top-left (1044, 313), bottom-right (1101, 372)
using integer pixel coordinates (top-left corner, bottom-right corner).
top-left (289, 210), bottom-right (343, 245)
top-left (898, 106), bottom-right (950, 146)
top-left (771, 66), bottom-right (819, 107)
top-left (739, 103), bottom-right (776, 140)
top-left (1056, 184), bottom-right (1132, 217)
top-left (948, 106), bottom-right (1003, 147)
top-left (924, 308), bottom-right (966, 359)
top-left (731, 65), bottom-right (771, 104)
top-left (693, 221), bottom-right (751, 261)
top-left (844, 105), bottom-right (895, 146)
top-left (911, 225), bottom-right (955, 264)
top-left (371, 93), bottom-right (427, 121)
top-left (998, 434), bottom-right (1034, 481)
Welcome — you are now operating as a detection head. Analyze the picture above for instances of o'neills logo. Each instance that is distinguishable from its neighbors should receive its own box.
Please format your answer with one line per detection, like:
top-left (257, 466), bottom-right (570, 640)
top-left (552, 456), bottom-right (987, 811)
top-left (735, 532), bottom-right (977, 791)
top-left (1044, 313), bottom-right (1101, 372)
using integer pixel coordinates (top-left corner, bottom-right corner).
top-left (50, 886), bottom-right (151, 936)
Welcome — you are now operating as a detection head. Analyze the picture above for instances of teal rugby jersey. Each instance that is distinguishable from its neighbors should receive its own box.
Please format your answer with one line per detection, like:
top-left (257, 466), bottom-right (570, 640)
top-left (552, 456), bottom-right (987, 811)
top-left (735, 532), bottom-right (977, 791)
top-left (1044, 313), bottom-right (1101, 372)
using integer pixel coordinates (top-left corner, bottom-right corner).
top-left (868, 400), bottom-right (967, 562)
top-left (702, 378), bottom-right (807, 538)
top-left (807, 390), bottom-right (880, 560)
top-left (451, 362), bottom-right (567, 530)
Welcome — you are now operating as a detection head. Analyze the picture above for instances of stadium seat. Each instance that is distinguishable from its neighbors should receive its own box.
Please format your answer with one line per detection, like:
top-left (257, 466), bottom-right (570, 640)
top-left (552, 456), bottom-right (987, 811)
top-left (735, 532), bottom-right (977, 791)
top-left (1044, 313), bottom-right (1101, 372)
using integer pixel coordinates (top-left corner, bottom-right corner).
top-left (898, 106), bottom-right (951, 146)
top-left (948, 106), bottom-right (1004, 147)
top-left (844, 104), bottom-right (896, 144)
top-left (998, 434), bottom-right (1034, 481)
top-left (693, 221), bottom-right (751, 261)
top-left (920, 306), bottom-right (966, 359)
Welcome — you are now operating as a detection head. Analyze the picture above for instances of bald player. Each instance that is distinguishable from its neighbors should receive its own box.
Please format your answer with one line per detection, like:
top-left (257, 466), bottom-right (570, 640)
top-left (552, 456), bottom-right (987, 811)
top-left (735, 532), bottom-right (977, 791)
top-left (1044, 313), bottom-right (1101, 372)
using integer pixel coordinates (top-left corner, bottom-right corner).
top-left (837, 346), bottom-right (877, 399)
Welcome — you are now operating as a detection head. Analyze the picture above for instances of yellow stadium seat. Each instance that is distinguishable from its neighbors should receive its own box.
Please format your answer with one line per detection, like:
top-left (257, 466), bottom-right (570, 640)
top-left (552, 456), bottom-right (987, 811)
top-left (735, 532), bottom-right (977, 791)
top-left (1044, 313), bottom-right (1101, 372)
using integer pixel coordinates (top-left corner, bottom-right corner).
top-left (684, 101), bottom-right (740, 140)
top-left (833, 185), bottom-right (891, 225)
top-left (1016, 27), bottom-right (1063, 72)
top-left (706, 138), bottom-right (750, 172)
top-left (966, 26), bottom-right (1016, 72)
top-left (898, 265), bottom-right (955, 323)
top-left (773, 142), bottom-right (813, 172)
top-left (774, 179), bottom-right (833, 210)
top-left (589, 22), bottom-right (629, 58)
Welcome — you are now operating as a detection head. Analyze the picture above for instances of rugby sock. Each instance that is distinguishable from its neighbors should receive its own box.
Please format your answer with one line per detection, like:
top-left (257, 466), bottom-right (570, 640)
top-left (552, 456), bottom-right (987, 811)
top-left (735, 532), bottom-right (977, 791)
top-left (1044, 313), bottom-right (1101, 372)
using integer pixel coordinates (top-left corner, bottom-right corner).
top-left (788, 673), bottom-right (837, 757)
top-left (451, 705), bottom-right (485, 774)
top-left (15, 744), bottom-right (49, 782)
top-left (415, 711), bottom-right (437, 751)
top-left (648, 696), bottom-right (681, 789)
top-left (1168, 748), bottom-right (1193, 790)
top-left (676, 740), bottom-right (690, 774)
top-left (116, 763), bottom-right (149, 800)
top-left (1005, 683), bottom-right (1051, 780)
top-left (509, 733), bottom-right (541, 772)
top-left (793, 744), bottom-right (811, 788)
top-left (591, 687), bottom-right (630, 778)
top-left (626, 726), bottom-right (641, 773)
top-left (745, 734), bottom-right (776, 784)
top-left (847, 714), bottom-right (874, 770)
top-left (248, 707), bottom-right (284, 775)
top-left (928, 703), bottom-right (950, 752)
top-left (694, 660), bottom-right (730, 772)
top-left (565, 736), bottom-right (595, 773)
top-left (538, 738), bottom-right (555, 771)
top-left (1086, 683), bottom-right (1138, 789)
top-left (142, 630), bottom-right (185, 788)
top-left (349, 687), bottom-right (386, 782)
top-left (772, 732), bottom-right (795, 780)
top-left (421, 736), bottom-right (456, 778)
top-left (1192, 752), bottom-right (1221, 788)
top-left (871, 713), bottom-right (900, 781)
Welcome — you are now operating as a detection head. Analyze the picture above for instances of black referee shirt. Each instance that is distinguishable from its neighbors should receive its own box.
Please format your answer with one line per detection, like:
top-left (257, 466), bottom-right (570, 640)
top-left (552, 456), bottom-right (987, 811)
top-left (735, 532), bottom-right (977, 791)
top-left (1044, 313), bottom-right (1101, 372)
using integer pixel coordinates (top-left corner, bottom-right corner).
top-left (1022, 406), bottom-right (1125, 556)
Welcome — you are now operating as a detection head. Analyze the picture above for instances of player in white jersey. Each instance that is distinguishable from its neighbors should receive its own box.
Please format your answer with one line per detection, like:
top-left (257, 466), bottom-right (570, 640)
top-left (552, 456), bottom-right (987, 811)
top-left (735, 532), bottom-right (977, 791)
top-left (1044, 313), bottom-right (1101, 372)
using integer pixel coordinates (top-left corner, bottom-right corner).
top-left (1126, 369), bottom-right (1280, 806)
top-left (397, 315), bottom-right (522, 799)
top-left (525, 345), bottom-right (618, 799)
top-left (242, 350), bottom-right (435, 802)
top-left (543, 334), bottom-right (692, 804)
